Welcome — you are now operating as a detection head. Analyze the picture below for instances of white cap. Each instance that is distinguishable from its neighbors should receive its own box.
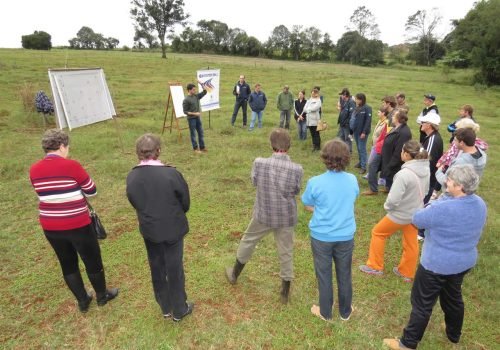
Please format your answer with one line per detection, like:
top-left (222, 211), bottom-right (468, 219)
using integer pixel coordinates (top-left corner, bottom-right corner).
top-left (417, 113), bottom-right (441, 125)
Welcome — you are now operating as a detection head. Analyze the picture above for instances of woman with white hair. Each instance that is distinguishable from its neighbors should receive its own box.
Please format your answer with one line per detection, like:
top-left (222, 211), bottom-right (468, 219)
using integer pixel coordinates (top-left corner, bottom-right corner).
top-left (383, 164), bottom-right (488, 349)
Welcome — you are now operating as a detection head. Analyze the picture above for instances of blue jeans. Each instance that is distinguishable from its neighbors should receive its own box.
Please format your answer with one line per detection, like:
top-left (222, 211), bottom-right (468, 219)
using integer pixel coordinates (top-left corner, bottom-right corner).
top-left (354, 133), bottom-right (368, 169)
top-left (249, 111), bottom-right (263, 130)
top-left (188, 117), bottom-right (205, 150)
top-left (311, 237), bottom-right (354, 319)
top-left (368, 151), bottom-right (382, 192)
top-left (297, 120), bottom-right (307, 140)
top-left (337, 126), bottom-right (352, 153)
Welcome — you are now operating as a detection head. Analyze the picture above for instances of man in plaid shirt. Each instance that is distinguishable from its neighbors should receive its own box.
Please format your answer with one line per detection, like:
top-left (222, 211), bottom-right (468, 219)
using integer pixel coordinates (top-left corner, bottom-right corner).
top-left (225, 129), bottom-right (303, 304)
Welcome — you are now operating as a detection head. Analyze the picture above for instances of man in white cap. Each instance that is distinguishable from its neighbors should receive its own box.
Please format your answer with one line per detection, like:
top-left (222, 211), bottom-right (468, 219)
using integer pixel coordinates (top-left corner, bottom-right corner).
top-left (417, 113), bottom-right (443, 240)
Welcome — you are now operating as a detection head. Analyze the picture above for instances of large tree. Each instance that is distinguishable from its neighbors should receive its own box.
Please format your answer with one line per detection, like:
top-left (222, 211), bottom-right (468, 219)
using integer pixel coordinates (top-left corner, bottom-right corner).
top-left (130, 0), bottom-right (189, 58)
top-left (347, 6), bottom-right (380, 39)
top-left (68, 27), bottom-right (119, 49)
top-left (22, 31), bottom-right (52, 50)
top-left (266, 25), bottom-right (291, 58)
top-left (405, 8), bottom-right (443, 66)
top-left (446, 0), bottom-right (500, 85)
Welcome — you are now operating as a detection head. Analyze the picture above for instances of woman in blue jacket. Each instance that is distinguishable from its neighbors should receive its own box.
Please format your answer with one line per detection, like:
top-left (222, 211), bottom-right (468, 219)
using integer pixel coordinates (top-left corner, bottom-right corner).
top-left (383, 164), bottom-right (487, 349)
top-left (350, 93), bottom-right (372, 174)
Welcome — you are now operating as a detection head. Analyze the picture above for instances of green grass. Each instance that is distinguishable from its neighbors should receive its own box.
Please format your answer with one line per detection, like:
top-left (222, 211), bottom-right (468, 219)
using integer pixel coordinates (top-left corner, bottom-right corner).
top-left (0, 49), bottom-right (498, 349)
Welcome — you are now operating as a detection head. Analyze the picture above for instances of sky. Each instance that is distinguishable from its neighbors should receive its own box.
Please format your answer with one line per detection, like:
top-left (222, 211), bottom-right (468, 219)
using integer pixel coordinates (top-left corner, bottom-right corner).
top-left (0, 0), bottom-right (478, 48)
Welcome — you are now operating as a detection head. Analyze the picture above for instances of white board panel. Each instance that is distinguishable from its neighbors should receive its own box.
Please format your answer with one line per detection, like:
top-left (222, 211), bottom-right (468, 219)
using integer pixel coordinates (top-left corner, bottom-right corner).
top-left (170, 85), bottom-right (186, 118)
top-left (197, 69), bottom-right (220, 112)
top-left (48, 68), bottom-right (115, 130)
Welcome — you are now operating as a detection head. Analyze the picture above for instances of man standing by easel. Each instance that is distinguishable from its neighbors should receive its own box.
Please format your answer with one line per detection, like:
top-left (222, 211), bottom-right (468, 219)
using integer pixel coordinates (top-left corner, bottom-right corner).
top-left (183, 83), bottom-right (208, 154)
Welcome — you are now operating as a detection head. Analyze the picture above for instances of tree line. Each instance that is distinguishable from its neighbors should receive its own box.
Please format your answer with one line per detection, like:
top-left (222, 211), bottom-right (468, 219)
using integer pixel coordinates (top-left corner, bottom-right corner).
top-left (20, 0), bottom-right (499, 85)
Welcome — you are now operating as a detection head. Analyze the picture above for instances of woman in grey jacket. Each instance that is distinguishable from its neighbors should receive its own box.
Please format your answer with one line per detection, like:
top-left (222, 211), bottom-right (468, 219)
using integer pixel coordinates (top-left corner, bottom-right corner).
top-left (305, 88), bottom-right (322, 151)
top-left (360, 140), bottom-right (430, 282)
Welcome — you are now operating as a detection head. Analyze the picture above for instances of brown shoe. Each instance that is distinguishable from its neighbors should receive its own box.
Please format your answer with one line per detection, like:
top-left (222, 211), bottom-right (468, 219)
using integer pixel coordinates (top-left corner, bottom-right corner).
top-left (194, 148), bottom-right (202, 154)
top-left (380, 187), bottom-right (390, 193)
top-left (362, 190), bottom-right (378, 196)
top-left (201, 148), bottom-right (208, 153)
top-left (383, 338), bottom-right (411, 349)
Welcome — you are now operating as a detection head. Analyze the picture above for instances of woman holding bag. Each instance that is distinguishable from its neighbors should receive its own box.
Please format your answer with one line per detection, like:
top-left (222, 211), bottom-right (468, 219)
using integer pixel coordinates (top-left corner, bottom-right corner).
top-left (29, 129), bottom-right (118, 313)
top-left (359, 140), bottom-right (429, 282)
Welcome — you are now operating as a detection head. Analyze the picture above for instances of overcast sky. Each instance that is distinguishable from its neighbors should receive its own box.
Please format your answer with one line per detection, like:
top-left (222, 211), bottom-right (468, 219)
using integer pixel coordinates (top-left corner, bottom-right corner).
top-left (0, 0), bottom-right (477, 48)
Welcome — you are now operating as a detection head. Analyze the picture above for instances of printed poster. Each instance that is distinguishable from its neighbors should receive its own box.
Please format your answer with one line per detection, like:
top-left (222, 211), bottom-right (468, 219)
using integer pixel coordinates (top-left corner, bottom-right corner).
top-left (197, 69), bottom-right (220, 112)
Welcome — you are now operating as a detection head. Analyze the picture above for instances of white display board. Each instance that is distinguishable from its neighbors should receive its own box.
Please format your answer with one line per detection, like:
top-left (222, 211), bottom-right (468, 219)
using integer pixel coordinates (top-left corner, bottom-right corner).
top-left (48, 68), bottom-right (116, 130)
top-left (170, 85), bottom-right (186, 118)
top-left (197, 69), bottom-right (220, 112)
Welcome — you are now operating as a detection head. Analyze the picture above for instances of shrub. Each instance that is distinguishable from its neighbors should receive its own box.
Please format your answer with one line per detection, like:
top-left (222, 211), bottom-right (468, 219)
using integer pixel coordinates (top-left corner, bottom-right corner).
top-left (21, 31), bottom-right (52, 50)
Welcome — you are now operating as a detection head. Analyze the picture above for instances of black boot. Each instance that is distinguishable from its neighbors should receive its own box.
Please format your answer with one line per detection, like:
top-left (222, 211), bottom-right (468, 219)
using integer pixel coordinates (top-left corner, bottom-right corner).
top-left (280, 280), bottom-right (291, 304)
top-left (225, 259), bottom-right (245, 285)
top-left (63, 272), bottom-right (93, 313)
top-left (87, 270), bottom-right (119, 306)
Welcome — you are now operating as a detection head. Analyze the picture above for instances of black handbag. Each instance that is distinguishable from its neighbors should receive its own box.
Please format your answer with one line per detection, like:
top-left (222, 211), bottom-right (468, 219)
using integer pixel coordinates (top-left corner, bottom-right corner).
top-left (87, 201), bottom-right (107, 240)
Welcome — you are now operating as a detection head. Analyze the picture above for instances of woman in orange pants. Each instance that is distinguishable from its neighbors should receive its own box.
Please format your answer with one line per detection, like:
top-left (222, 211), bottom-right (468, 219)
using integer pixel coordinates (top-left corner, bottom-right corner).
top-left (359, 140), bottom-right (430, 281)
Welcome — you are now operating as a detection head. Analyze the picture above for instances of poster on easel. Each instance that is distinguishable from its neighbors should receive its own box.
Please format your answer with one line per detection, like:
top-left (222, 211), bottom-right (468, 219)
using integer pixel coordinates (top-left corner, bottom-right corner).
top-left (48, 68), bottom-right (115, 130)
top-left (162, 83), bottom-right (188, 141)
top-left (197, 69), bottom-right (220, 112)
top-left (170, 85), bottom-right (187, 118)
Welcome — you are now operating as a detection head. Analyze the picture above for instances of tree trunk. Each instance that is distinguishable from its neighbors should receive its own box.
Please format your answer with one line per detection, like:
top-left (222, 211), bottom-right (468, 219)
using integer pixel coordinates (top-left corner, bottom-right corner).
top-left (160, 36), bottom-right (166, 59)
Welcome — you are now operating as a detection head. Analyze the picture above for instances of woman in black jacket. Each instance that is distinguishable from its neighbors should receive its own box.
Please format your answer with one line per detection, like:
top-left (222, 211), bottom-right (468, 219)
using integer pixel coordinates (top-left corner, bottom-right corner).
top-left (350, 93), bottom-right (372, 174)
top-left (381, 110), bottom-right (412, 190)
top-left (294, 90), bottom-right (307, 140)
top-left (126, 134), bottom-right (193, 322)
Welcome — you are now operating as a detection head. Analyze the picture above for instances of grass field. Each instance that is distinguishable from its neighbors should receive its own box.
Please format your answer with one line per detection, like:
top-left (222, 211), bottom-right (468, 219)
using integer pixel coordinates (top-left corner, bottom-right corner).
top-left (0, 49), bottom-right (498, 349)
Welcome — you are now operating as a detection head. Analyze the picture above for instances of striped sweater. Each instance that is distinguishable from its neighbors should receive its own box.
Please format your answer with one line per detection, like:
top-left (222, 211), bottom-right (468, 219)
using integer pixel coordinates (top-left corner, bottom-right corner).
top-left (29, 154), bottom-right (96, 231)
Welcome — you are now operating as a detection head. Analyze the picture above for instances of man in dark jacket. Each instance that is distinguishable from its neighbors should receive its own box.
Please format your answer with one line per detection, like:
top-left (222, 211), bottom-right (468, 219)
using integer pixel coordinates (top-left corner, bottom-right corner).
top-left (416, 94), bottom-right (439, 143)
top-left (183, 83), bottom-right (208, 154)
top-left (350, 93), bottom-right (372, 174)
top-left (231, 75), bottom-right (251, 127)
top-left (337, 88), bottom-right (355, 153)
top-left (418, 113), bottom-right (444, 202)
top-left (417, 113), bottom-right (444, 240)
top-left (248, 83), bottom-right (267, 131)
top-left (126, 133), bottom-right (193, 322)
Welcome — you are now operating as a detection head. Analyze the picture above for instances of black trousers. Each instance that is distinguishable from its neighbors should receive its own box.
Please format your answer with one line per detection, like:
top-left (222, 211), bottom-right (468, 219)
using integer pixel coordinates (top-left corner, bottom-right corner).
top-left (44, 225), bottom-right (103, 276)
top-left (231, 99), bottom-right (248, 125)
top-left (309, 126), bottom-right (321, 150)
top-left (143, 238), bottom-right (188, 318)
top-left (401, 264), bottom-right (469, 349)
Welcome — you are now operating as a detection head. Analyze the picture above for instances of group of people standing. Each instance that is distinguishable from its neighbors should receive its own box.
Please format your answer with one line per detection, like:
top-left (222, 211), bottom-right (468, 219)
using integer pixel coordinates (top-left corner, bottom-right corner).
top-left (29, 80), bottom-right (489, 349)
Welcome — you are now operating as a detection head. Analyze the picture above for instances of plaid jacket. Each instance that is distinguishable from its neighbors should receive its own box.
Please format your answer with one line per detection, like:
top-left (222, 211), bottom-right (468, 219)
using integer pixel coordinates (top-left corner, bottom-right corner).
top-left (251, 153), bottom-right (303, 228)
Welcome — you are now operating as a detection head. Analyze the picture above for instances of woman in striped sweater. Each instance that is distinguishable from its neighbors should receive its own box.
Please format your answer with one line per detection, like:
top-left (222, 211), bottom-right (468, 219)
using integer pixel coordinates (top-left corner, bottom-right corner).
top-left (29, 129), bottom-right (118, 312)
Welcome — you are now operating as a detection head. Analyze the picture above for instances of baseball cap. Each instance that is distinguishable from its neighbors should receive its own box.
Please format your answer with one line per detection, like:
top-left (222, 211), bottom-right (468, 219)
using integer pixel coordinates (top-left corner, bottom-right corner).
top-left (423, 94), bottom-right (436, 101)
top-left (417, 113), bottom-right (441, 125)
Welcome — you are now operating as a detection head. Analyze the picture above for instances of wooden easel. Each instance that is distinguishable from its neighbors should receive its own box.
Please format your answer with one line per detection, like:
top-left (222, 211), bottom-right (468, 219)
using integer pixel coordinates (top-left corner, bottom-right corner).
top-left (161, 82), bottom-right (188, 142)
